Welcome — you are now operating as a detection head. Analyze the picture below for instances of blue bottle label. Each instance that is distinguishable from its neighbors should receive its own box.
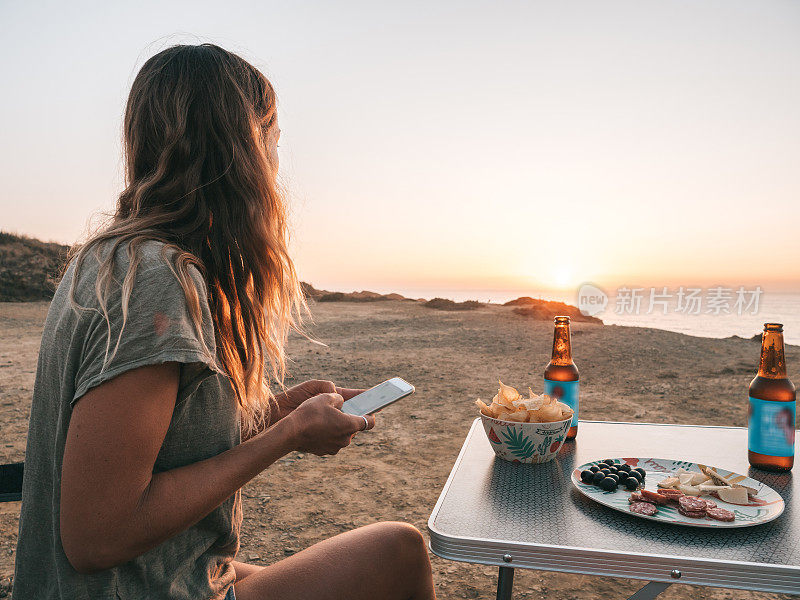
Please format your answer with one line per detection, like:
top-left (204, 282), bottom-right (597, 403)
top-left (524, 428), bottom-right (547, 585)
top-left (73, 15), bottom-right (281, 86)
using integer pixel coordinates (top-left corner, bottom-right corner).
top-left (544, 379), bottom-right (579, 428)
top-left (748, 397), bottom-right (796, 457)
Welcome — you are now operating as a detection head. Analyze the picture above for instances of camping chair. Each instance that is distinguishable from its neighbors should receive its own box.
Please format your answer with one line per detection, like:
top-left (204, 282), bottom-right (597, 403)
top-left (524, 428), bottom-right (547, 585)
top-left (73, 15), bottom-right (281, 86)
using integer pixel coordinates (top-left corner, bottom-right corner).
top-left (0, 462), bottom-right (23, 502)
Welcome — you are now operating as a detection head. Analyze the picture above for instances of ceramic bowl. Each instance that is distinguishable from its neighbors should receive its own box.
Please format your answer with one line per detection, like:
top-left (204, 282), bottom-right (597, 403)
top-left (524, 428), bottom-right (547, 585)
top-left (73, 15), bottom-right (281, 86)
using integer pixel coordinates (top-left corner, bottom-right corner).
top-left (480, 414), bottom-right (571, 464)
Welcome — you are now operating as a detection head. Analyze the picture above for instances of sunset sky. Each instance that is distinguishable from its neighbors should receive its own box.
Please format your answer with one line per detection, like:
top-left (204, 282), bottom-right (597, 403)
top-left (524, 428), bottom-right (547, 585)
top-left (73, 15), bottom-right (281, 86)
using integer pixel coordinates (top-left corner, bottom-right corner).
top-left (1, 1), bottom-right (798, 293)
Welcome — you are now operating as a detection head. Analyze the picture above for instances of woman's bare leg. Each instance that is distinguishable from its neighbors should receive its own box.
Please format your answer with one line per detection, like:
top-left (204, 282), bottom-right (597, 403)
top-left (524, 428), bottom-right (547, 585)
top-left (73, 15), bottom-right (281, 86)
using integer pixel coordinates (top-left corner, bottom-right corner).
top-left (232, 560), bottom-right (264, 581)
top-left (233, 522), bottom-right (436, 600)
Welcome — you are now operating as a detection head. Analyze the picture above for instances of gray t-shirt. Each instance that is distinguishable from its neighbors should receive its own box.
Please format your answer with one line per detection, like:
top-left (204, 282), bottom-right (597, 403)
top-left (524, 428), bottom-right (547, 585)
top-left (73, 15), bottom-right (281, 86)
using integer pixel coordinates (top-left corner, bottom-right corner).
top-left (13, 240), bottom-right (241, 600)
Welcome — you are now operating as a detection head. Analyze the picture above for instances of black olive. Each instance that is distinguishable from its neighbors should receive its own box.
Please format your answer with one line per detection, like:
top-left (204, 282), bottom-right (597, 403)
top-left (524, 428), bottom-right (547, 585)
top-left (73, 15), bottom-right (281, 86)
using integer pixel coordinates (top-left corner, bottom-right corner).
top-left (628, 470), bottom-right (643, 483)
top-left (599, 477), bottom-right (618, 491)
top-left (634, 467), bottom-right (646, 479)
top-left (625, 478), bottom-right (639, 491)
top-left (618, 464), bottom-right (632, 473)
top-left (603, 458), bottom-right (615, 465)
top-left (600, 468), bottom-right (611, 476)
top-left (580, 470), bottom-right (594, 483)
top-left (592, 472), bottom-right (606, 485)
top-left (617, 473), bottom-right (628, 485)
top-left (589, 466), bottom-right (599, 473)
top-left (606, 473), bottom-right (619, 483)
top-left (608, 466), bottom-right (619, 475)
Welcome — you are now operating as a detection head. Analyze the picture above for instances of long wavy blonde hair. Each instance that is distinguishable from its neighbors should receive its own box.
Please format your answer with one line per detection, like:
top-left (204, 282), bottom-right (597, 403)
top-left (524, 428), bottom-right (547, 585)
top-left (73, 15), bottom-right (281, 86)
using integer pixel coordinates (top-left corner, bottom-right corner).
top-left (68, 44), bottom-right (306, 433)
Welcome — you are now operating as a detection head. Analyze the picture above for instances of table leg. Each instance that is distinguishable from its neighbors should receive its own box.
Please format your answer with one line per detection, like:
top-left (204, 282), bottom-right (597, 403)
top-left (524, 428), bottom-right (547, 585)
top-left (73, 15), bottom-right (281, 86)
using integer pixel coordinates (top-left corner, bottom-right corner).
top-left (626, 582), bottom-right (672, 600)
top-left (496, 566), bottom-right (514, 600)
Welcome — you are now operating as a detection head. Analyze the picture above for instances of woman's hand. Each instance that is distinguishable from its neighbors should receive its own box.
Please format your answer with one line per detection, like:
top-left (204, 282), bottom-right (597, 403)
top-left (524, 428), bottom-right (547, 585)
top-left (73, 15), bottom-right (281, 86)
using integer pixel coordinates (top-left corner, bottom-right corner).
top-left (286, 392), bottom-right (375, 456)
top-left (274, 379), bottom-right (365, 421)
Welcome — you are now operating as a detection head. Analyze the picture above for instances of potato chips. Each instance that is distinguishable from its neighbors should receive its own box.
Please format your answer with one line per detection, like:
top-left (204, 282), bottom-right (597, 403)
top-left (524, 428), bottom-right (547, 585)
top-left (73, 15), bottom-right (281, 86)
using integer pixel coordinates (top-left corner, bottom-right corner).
top-left (476, 381), bottom-right (573, 423)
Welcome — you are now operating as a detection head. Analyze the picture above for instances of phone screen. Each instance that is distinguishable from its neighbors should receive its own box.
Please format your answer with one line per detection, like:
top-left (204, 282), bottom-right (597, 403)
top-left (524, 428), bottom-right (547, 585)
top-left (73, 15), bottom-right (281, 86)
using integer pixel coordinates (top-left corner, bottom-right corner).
top-left (341, 378), bottom-right (414, 416)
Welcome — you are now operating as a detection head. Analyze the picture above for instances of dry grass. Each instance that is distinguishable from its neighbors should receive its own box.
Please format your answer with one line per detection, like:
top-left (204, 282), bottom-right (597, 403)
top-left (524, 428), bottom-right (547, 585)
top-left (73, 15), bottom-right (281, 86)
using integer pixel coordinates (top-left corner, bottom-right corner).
top-left (424, 298), bottom-right (484, 311)
top-left (0, 232), bottom-right (70, 302)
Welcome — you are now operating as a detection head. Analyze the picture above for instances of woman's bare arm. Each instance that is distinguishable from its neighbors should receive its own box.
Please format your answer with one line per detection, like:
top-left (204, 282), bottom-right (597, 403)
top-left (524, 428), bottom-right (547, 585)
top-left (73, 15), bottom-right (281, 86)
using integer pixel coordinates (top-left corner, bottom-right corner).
top-left (60, 362), bottom-right (369, 574)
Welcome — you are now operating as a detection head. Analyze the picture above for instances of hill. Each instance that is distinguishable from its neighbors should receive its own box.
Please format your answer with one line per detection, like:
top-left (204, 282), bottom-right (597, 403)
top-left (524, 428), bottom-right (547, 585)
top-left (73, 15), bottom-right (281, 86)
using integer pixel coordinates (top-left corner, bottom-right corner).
top-left (0, 232), bottom-right (70, 302)
top-left (301, 283), bottom-right (414, 303)
top-left (504, 296), bottom-right (603, 324)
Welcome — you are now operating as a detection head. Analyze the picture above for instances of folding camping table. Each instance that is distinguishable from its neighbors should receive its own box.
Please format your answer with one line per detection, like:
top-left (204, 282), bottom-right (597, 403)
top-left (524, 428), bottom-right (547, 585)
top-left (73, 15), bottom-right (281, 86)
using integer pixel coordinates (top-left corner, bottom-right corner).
top-left (428, 420), bottom-right (799, 599)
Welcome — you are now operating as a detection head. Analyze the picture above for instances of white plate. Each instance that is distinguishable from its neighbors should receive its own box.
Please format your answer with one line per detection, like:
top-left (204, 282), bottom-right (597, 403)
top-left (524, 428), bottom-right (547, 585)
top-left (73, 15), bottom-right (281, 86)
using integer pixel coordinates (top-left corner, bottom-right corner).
top-left (571, 457), bottom-right (785, 528)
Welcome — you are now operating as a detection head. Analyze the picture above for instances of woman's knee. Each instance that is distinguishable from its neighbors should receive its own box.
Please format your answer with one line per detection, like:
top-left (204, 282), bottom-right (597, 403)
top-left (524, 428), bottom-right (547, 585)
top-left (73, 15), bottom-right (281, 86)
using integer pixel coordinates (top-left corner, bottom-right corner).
top-left (371, 521), bottom-right (428, 563)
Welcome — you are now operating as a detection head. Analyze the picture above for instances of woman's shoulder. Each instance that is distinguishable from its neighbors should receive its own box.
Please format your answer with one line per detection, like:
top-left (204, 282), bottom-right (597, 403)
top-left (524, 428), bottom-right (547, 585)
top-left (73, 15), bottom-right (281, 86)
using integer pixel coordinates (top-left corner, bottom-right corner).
top-left (67, 237), bottom-right (208, 306)
top-left (125, 239), bottom-right (200, 275)
top-left (132, 240), bottom-right (207, 290)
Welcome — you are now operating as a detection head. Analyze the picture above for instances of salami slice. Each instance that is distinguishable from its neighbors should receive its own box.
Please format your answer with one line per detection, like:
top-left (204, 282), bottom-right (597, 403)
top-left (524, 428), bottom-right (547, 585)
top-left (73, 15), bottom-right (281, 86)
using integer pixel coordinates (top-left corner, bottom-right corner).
top-left (628, 492), bottom-right (644, 503)
top-left (706, 507), bottom-right (735, 522)
top-left (703, 498), bottom-right (717, 509)
top-left (640, 489), bottom-right (669, 505)
top-left (677, 506), bottom-right (706, 519)
top-left (656, 488), bottom-right (684, 500)
top-left (679, 495), bottom-right (707, 512)
top-left (629, 501), bottom-right (658, 516)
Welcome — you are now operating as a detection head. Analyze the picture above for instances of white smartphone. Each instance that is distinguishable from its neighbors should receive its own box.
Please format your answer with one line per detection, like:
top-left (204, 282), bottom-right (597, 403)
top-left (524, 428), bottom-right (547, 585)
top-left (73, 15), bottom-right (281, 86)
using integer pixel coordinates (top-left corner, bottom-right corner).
top-left (341, 377), bottom-right (415, 416)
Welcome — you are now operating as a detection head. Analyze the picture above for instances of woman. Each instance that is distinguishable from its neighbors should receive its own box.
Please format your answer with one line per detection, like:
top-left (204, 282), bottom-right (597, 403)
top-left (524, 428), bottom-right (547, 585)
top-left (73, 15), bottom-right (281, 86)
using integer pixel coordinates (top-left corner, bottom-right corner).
top-left (12, 44), bottom-right (436, 600)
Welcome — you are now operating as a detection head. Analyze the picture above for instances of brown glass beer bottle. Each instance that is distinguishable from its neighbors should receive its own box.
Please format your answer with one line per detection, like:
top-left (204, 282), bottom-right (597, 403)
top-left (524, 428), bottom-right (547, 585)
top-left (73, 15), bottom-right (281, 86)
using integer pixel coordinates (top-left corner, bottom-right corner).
top-left (748, 323), bottom-right (795, 471)
top-left (544, 316), bottom-right (579, 440)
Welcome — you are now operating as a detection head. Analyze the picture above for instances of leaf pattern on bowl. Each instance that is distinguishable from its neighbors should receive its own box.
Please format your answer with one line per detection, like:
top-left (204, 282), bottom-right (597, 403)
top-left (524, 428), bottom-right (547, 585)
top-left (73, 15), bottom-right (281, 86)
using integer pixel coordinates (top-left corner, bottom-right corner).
top-left (500, 427), bottom-right (536, 459)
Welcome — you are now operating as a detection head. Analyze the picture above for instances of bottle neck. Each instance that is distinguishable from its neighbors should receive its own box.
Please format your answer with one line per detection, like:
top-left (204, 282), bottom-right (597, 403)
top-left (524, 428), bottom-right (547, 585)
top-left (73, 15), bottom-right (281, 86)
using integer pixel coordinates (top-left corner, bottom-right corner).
top-left (550, 324), bottom-right (573, 365)
top-left (758, 330), bottom-right (787, 379)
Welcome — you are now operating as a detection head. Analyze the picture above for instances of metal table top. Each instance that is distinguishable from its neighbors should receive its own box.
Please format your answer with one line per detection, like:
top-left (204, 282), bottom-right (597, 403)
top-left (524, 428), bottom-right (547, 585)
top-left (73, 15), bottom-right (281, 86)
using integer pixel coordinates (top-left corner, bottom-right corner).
top-left (428, 419), bottom-right (799, 594)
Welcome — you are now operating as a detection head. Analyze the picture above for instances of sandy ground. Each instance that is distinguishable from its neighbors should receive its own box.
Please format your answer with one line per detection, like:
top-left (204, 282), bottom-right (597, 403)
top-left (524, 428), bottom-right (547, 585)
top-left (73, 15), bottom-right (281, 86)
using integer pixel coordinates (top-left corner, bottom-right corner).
top-left (1, 300), bottom-right (798, 600)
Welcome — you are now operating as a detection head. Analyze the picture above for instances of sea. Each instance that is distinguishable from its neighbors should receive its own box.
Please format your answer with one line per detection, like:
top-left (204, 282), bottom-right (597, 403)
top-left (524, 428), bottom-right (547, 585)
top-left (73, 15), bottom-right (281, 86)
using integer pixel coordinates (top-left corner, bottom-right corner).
top-left (355, 286), bottom-right (800, 346)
